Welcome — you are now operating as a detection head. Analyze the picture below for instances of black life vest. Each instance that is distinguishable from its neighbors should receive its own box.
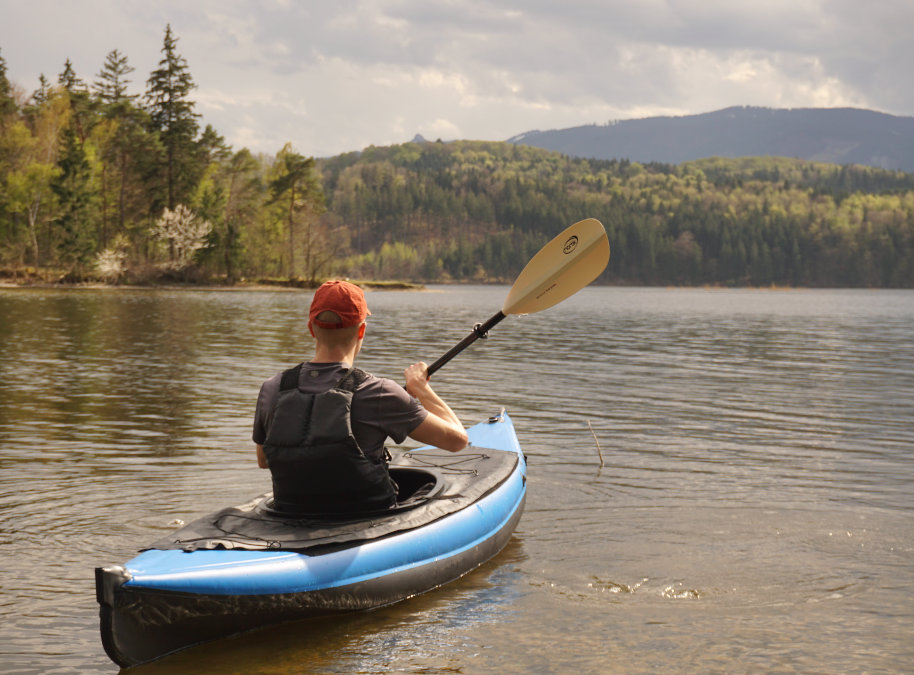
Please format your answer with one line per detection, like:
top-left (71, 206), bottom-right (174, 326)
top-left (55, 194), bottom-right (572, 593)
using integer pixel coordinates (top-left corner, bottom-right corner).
top-left (262, 365), bottom-right (398, 515)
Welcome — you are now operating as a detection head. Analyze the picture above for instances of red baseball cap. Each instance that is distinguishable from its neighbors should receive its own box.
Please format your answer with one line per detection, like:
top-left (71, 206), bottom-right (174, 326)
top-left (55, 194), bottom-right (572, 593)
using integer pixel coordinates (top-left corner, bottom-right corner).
top-left (309, 280), bottom-right (370, 329)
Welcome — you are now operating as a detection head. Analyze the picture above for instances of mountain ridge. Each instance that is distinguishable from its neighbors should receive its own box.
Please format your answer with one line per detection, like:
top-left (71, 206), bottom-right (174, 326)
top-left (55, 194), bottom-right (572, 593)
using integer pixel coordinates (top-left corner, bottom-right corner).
top-left (506, 106), bottom-right (914, 173)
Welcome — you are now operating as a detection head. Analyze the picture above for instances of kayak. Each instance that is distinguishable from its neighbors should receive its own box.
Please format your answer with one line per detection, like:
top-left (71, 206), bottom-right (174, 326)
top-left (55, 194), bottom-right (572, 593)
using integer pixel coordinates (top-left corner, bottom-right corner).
top-left (95, 410), bottom-right (526, 667)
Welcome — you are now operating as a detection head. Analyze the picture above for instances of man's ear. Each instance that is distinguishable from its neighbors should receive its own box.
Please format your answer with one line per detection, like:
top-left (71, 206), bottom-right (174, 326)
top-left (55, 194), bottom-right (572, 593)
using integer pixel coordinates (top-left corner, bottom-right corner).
top-left (357, 323), bottom-right (366, 339)
top-left (308, 321), bottom-right (315, 337)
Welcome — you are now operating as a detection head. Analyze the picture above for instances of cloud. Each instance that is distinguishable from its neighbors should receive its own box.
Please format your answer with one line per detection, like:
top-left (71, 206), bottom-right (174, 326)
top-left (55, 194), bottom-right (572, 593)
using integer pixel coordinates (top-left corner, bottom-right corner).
top-left (1, 0), bottom-right (911, 157)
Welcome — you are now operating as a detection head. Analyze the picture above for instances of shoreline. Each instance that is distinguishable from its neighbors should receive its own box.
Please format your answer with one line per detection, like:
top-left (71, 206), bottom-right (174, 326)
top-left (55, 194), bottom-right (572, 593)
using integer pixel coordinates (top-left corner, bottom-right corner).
top-left (1, 273), bottom-right (906, 293)
top-left (0, 278), bottom-right (427, 292)
top-left (2, 280), bottom-right (903, 292)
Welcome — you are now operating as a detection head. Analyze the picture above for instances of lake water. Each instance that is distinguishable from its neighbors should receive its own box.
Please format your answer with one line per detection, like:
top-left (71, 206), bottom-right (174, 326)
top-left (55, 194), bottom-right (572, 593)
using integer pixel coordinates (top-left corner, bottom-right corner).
top-left (0, 285), bottom-right (912, 674)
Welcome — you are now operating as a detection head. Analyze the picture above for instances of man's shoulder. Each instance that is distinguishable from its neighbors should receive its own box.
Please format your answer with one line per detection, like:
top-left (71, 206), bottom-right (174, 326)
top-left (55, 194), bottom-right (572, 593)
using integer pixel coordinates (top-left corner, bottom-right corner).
top-left (258, 365), bottom-right (298, 394)
top-left (258, 363), bottom-right (407, 400)
top-left (351, 369), bottom-right (406, 396)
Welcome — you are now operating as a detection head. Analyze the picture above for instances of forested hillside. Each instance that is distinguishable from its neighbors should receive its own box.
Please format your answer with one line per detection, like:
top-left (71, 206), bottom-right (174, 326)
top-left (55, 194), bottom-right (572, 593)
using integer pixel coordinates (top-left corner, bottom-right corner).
top-left (320, 144), bottom-right (914, 287)
top-left (2, 34), bottom-right (914, 288)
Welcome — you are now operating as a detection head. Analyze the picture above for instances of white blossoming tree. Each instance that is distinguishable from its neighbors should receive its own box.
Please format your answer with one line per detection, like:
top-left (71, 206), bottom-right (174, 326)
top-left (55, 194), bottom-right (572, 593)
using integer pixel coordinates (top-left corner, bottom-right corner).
top-left (152, 204), bottom-right (212, 270)
top-left (94, 234), bottom-right (129, 283)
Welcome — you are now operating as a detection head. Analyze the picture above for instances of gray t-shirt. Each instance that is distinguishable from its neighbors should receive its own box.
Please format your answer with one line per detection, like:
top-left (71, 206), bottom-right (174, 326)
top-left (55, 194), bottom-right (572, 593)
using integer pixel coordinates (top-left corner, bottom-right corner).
top-left (252, 362), bottom-right (428, 462)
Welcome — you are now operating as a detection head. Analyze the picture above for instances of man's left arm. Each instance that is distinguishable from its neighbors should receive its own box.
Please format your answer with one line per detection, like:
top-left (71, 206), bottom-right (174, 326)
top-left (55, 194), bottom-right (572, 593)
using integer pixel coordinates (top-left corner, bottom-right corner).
top-left (255, 444), bottom-right (268, 468)
top-left (252, 380), bottom-right (273, 469)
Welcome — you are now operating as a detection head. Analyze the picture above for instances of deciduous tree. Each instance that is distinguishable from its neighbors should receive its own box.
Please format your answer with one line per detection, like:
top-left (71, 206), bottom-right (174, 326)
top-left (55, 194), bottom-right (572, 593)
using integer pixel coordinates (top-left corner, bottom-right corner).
top-left (268, 144), bottom-right (326, 279)
top-left (220, 148), bottom-right (263, 282)
top-left (4, 91), bottom-right (69, 265)
top-left (151, 204), bottom-right (211, 270)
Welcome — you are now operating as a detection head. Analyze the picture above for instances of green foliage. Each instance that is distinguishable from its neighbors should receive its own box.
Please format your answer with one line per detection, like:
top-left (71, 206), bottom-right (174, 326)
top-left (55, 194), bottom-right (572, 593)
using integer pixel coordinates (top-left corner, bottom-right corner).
top-left (57, 58), bottom-right (93, 143)
top-left (93, 49), bottom-right (136, 108)
top-left (268, 144), bottom-right (327, 281)
top-left (145, 24), bottom-right (202, 211)
top-left (51, 125), bottom-right (95, 268)
top-left (318, 141), bottom-right (914, 287)
top-left (1, 38), bottom-right (913, 287)
top-left (0, 48), bottom-right (17, 120)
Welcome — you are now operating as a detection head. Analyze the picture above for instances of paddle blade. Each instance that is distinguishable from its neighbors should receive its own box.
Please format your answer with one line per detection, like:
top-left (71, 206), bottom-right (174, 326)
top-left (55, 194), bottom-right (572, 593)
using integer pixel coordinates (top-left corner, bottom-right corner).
top-left (502, 218), bottom-right (610, 315)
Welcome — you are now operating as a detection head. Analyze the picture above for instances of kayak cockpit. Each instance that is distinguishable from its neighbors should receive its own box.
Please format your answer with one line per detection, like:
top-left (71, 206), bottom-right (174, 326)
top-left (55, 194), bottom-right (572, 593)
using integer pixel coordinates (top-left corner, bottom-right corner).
top-left (257, 466), bottom-right (446, 518)
top-left (146, 446), bottom-right (519, 554)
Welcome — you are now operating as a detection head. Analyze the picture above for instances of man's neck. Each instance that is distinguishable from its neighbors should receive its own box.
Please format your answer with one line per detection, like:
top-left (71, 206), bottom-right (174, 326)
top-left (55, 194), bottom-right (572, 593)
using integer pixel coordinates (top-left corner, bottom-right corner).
top-left (311, 342), bottom-right (360, 367)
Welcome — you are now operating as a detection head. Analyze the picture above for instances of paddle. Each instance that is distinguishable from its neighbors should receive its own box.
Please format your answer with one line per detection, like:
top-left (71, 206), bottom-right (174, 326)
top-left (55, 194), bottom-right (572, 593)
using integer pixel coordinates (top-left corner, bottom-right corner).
top-left (426, 218), bottom-right (610, 377)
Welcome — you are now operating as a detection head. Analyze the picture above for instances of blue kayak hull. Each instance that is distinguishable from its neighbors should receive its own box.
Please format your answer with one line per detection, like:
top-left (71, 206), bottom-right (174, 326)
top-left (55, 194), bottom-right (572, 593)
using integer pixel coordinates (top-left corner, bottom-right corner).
top-left (96, 411), bottom-right (526, 667)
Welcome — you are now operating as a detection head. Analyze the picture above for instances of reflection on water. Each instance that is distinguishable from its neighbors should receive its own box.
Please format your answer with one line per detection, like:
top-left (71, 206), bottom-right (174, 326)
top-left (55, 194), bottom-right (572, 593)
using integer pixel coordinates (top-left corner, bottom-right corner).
top-left (129, 539), bottom-right (526, 675)
top-left (1, 286), bottom-right (913, 673)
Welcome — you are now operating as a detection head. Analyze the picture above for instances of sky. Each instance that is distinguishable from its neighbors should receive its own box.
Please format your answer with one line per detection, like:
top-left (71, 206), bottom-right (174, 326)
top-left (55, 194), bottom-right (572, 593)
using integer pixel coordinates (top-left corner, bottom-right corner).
top-left (1, 0), bottom-right (911, 158)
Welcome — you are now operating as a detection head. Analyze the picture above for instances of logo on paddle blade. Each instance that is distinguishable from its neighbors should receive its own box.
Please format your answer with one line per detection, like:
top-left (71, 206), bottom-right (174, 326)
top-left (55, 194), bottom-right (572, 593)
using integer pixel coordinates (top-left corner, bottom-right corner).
top-left (563, 235), bottom-right (579, 255)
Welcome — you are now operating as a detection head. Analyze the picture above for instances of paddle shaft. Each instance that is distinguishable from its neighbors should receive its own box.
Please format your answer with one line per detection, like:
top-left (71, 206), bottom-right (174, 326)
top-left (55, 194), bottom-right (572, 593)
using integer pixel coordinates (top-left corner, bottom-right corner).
top-left (426, 310), bottom-right (506, 378)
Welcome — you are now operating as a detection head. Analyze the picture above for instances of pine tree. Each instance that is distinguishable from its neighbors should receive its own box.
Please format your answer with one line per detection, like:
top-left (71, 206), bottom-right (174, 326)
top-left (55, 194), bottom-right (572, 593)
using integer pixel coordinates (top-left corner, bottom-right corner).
top-left (0, 48), bottom-right (18, 119)
top-left (145, 24), bottom-right (201, 211)
top-left (198, 124), bottom-right (231, 166)
top-left (92, 49), bottom-right (148, 241)
top-left (57, 58), bottom-right (86, 92)
top-left (57, 58), bottom-right (92, 141)
top-left (30, 74), bottom-right (50, 108)
top-left (52, 124), bottom-right (95, 270)
top-left (94, 49), bottom-right (136, 110)
top-left (0, 49), bottom-right (18, 255)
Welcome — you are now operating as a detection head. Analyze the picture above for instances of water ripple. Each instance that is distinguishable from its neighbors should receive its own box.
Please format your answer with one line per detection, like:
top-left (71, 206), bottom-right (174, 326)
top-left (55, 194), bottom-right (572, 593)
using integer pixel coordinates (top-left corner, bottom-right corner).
top-left (1, 286), bottom-right (913, 673)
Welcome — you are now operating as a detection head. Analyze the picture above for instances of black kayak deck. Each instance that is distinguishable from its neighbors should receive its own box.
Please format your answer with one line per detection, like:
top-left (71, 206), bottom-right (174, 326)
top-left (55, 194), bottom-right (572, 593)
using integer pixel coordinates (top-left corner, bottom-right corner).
top-left (149, 447), bottom-right (519, 553)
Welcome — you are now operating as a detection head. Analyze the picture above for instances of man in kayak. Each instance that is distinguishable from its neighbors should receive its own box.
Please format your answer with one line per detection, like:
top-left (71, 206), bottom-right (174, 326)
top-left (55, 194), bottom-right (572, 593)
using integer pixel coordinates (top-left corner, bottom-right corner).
top-left (252, 280), bottom-right (467, 513)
